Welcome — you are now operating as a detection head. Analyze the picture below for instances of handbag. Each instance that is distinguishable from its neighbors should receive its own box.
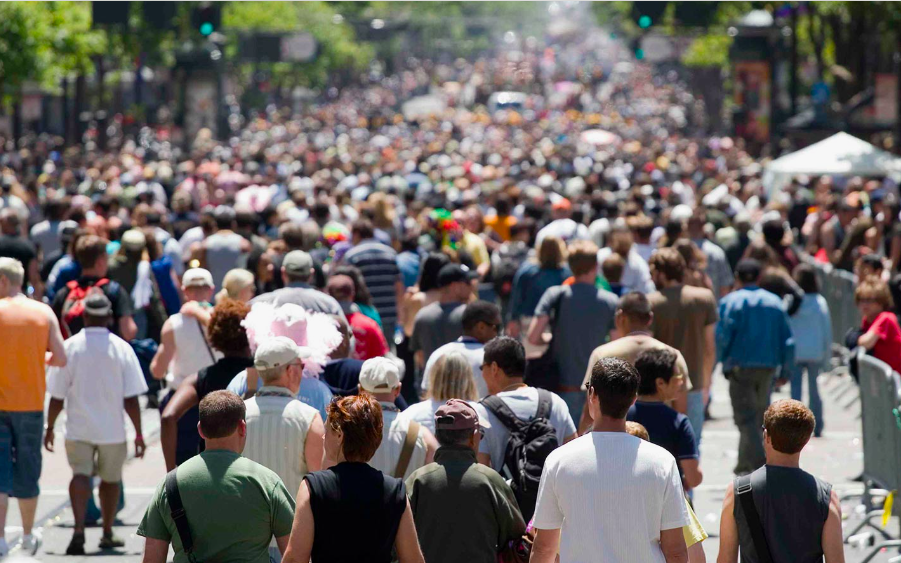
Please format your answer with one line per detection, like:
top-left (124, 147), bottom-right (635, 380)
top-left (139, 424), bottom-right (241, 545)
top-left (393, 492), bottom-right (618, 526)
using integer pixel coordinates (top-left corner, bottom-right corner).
top-left (524, 289), bottom-right (565, 391)
top-left (498, 527), bottom-right (535, 563)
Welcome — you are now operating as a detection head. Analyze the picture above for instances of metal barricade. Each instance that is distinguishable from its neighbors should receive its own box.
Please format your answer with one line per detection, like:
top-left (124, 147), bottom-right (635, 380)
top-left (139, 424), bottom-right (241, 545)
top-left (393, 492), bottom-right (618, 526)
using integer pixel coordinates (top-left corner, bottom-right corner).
top-left (801, 255), bottom-right (861, 347)
top-left (843, 350), bottom-right (901, 559)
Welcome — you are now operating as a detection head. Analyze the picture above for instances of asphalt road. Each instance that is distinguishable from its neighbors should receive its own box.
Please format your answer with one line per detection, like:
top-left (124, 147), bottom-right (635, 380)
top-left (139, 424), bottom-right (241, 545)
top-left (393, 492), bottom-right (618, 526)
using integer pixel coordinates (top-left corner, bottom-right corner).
top-left (3, 367), bottom-right (898, 562)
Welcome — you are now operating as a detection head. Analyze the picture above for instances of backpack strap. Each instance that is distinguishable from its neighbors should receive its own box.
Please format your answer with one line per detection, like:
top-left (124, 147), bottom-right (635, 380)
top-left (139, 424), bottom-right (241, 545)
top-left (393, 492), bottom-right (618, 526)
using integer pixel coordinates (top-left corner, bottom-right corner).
top-left (481, 395), bottom-right (527, 433)
top-left (736, 474), bottom-right (774, 563)
top-left (165, 469), bottom-right (199, 563)
top-left (534, 388), bottom-right (553, 420)
top-left (394, 420), bottom-right (421, 479)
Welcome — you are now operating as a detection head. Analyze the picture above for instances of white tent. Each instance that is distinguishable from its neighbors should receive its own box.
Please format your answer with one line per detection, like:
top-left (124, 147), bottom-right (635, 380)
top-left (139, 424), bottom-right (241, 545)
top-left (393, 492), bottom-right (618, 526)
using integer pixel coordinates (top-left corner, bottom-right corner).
top-left (763, 132), bottom-right (901, 194)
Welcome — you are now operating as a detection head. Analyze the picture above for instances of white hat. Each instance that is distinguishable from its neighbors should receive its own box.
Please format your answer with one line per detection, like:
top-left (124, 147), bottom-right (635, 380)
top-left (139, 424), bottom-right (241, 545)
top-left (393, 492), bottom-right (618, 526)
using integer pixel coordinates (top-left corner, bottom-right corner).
top-left (121, 229), bottom-right (146, 251)
top-left (182, 268), bottom-right (214, 288)
top-left (254, 336), bottom-right (310, 370)
top-left (359, 357), bottom-right (401, 393)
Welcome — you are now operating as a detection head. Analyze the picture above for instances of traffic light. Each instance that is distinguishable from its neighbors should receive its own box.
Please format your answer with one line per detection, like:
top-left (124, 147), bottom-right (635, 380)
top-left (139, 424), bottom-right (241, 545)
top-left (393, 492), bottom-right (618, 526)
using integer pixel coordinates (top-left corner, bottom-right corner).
top-left (631, 2), bottom-right (667, 30)
top-left (192, 2), bottom-right (221, 37)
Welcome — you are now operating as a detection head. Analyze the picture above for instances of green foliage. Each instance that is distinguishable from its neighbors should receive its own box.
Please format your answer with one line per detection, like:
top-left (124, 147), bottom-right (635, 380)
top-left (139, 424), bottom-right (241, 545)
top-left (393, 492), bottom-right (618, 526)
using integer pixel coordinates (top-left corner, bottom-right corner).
top-left (681, 34), bottom-right (732, 68)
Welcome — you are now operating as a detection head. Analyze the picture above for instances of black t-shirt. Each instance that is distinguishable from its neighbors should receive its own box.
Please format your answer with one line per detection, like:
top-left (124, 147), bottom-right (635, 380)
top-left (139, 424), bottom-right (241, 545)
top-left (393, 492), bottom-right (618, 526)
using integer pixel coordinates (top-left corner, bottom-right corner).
top-left (51, 276), bottom-right (134, 337)
top-left (0, 235), bottom-right (36, 289)
top-left (304, 462), bottom-right (407, 563)
top-left (627, 401), bottom-right (698, 462)
top-left (195, 357), bottom-right (254, 402)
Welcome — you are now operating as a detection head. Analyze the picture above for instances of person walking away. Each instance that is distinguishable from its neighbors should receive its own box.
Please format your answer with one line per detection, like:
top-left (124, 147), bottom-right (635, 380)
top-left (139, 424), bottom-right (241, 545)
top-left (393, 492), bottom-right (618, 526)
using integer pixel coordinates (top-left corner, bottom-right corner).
top-left (597, 223), bottom-right (655, 294)
top-left (626, 421), bottom-right (708, 563)
top-left (578, 292), bottom-right (690, 433)
top-left (648, 248), bottom-right (718, 446)
top-left (252, 250), bottom-right (345, 317)
top-left (477, 337), bottom-right (576, 520)
top-left (505, 236), bottom-right (570, 348)
top-left (687, 208), bottom-right (734, 300)
top-left (160, 298), bottom-right (253, 470)
top-left (281, 394), bottom-right (426, 563)
top-left (243, 337), bottom-right (325, 562)
top-left (150, 268), bottom-right (219, 464)
top-left (527, 240), bottom-right (617, 422)
top-left (343, 219), bottom-right (405, 347)
top-left (530, 357), bottom-right (689, 563)
top-left (788, 265), bottom-right (831, 437)
top-left (627, 349), bottom-right (703, 491)
top-left (421, 300), bottom-right (500, 399)
top-left (51, 234), bottom-right (137, 341)
top-left (717, 259), bottom-right (795, 475)
top-left (139, 391), bottom-right (297, 563)
top-left (45, 293), bottom-right (148, 554)
top-left (0, 258), bottom-right (67, 557)
top-left (534, 198), bottom-right (589, 246)
top-left (717, 400), bottom-right (844, 563)
top-left (406, 399), bottom-right (525, 563)
top-left (409, 263), bottom-right (476, 371)
top-left (360, 358), bottom-right (438, 480)
top-left (0, 209), bottom-right (42, 299)
top-left (855, 278), bottom-right (901, 374)
top-left (326, 273), bottom-right (388, 360)
top-left (191, 206), bottom-right (252, 291)
top-left (402, 352), bottom-right (478, 433)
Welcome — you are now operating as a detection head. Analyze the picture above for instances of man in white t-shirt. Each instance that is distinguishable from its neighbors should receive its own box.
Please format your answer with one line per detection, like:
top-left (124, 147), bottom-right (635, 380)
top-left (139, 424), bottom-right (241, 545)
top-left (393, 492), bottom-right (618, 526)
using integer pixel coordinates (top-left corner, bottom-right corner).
top-left (531, 357), bottom-right (689, 563)
top-left (45, 294), bottom-right (148, 555)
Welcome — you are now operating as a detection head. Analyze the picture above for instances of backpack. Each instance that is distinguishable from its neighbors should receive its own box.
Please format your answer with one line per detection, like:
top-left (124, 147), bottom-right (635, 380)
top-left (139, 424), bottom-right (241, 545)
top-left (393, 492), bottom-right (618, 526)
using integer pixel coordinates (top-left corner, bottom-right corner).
top-left (61, 278), bottom-right (110, 338)
top-left (481, 389), bottom-right (559, 520)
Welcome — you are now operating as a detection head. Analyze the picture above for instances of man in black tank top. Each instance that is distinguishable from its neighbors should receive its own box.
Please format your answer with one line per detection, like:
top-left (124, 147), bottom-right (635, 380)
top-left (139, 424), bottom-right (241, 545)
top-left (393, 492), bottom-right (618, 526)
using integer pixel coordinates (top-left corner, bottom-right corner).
top-left (717, 399), bottom-right (844, 563)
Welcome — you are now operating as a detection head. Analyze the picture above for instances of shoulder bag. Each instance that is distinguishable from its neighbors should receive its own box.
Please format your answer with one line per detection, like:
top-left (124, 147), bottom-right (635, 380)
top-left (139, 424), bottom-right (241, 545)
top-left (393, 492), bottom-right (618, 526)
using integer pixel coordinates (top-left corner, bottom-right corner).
top-left (736, 474), bottom-right (774, 563)
top-left (394, 420), bottom-right (421, 478)
top-left (166, 469), bottom-right (201, 563)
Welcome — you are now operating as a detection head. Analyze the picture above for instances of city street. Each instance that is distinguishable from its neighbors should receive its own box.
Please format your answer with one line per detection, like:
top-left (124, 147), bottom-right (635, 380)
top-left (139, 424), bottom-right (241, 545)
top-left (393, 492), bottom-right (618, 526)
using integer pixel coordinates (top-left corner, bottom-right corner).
top-left (2, 366), bottom-right (896, 562)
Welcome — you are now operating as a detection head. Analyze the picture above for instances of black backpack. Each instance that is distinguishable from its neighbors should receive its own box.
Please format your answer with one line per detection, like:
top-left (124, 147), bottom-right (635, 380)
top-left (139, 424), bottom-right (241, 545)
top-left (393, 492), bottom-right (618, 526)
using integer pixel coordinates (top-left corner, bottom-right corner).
top-left (481, 389), bottom-right (559, 520)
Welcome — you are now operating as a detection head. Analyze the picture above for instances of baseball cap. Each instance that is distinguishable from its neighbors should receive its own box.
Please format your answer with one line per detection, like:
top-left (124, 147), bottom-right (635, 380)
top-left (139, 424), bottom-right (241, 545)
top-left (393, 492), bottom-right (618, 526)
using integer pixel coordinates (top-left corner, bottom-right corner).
top-left (359, 357), bottom-right (402, 393)
top-left (735, 258), bottom-right (763, 284)
top-left (435, 399), bottom-right (490, 431)
top-left (551, 198), bottom-right (572, 211)
top-left (84, 293), bottom-right (112, 317)
top-left (182, 268), bottom-right (214, 288)
top-left (283, 250), bottom-right (314, 275)
top-left (437, 264), bottom-right (477, 288)
top-left (121, 229), bottom-right (146, 251)
top-left (254, 336), bottom-right (310, 370)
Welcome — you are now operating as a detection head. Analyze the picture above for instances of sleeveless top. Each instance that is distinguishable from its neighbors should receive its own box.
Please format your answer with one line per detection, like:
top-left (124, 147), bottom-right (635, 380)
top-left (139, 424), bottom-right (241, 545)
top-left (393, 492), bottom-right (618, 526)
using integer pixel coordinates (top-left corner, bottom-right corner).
top-left (204, 232), bottom-right (245, 290)
top-left (195, 357), bottom-right (254, 402)
top-left (304, 462), bottom-right (407, 563)
top-left (733, 465), bottom-right (832, 563)
top-left (167, 312), bottom-right (221, 387)
top-left (0, 297), bottom-right (50, 412)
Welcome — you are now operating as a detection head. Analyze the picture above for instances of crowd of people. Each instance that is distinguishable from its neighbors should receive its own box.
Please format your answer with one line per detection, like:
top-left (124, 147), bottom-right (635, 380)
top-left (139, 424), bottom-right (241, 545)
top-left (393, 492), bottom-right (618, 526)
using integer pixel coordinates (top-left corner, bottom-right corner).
top-left (0, 33), bottom-right (896, 563)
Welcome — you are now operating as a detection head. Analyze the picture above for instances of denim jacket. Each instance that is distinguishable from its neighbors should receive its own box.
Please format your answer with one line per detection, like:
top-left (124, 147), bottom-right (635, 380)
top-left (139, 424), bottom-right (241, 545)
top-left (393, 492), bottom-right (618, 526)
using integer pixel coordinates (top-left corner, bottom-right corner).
top-left (716, 286), bottom-right (795, 371)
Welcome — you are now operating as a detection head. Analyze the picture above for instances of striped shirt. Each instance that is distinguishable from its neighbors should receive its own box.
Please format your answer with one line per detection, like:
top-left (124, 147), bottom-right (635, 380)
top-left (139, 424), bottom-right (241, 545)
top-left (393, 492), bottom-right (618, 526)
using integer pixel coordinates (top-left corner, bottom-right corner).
top-left (343, 239), bottom-right (401, 325)
top-left (243, 386), bottom-right (320, 498)
top-left (368, 402), bottom-right (429, 480)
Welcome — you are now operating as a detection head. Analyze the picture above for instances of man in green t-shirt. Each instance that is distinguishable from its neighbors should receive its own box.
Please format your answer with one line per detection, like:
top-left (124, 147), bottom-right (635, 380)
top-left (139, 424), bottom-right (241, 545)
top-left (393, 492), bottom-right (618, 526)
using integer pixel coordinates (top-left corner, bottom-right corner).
top-left (138, 391), bottom-right (296, 563)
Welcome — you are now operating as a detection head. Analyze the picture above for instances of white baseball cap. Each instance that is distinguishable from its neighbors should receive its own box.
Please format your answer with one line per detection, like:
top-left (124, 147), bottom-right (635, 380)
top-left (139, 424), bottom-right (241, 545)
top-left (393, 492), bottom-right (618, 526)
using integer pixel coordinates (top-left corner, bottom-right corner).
top-left (359, 357), bottom-right (401, 393)
top-left (182, 268), bottom-right (214, 288)
top-left (254, 337), bottom-right (311, 370)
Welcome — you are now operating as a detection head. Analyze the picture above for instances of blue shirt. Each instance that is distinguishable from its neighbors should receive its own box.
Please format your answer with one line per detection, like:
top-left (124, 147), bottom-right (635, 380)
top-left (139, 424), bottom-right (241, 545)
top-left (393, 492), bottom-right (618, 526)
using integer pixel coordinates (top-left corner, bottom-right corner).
top-left (508, 263), bottom-right (572, 319)
top-left (627, 401), bottom-right (698, 461)
top-left (716, 286), bottom-right (795, 370)
top-left (397, 250), bottom-right (422, 289)
top-left (788, 293), bottom-right (832, 364)
top-left (227, 371), bottom-right (334, 421)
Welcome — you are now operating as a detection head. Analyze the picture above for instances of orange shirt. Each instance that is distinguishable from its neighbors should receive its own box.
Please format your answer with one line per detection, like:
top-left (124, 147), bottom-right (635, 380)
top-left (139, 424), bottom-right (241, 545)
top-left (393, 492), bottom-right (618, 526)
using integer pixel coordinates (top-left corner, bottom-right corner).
top-left (0, 297), bottom-right (50, 412)
top-left (484, 214), bottom-right (517, 242)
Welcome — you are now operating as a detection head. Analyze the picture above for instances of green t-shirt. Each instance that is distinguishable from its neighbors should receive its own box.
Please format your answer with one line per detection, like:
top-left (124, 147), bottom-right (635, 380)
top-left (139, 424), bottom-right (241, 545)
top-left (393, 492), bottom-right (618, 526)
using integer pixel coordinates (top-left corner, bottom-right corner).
top-left (137, 450), bottom-right (296, 563)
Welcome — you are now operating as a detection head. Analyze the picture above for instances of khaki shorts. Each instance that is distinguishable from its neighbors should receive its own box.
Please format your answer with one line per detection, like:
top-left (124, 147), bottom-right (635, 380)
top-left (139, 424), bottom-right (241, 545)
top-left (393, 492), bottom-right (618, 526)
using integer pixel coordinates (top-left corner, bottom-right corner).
top-left (65, 441), bottom-right (128, 482)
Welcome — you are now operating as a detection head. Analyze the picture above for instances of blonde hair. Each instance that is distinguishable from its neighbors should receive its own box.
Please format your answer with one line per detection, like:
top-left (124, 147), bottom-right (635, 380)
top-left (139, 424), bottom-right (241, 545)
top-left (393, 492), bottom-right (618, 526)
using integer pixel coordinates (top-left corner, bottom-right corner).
top-left (427, 352), bottom-right (477, 402)
top-left (367, 192), bottom-right (396, 229)
top-left (0, 257), bottom-right (24, 289)
top-left (855, 278), bottom-right (894, 310)
top-left (216, 268), bottom-right (255, 304)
